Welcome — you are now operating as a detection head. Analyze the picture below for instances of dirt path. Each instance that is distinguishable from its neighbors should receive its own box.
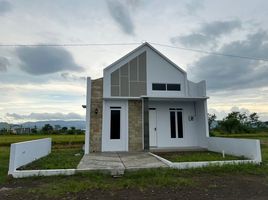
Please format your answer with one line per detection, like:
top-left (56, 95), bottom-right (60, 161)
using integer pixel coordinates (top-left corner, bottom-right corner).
top-left (0, 174), bottom-right (268, 200)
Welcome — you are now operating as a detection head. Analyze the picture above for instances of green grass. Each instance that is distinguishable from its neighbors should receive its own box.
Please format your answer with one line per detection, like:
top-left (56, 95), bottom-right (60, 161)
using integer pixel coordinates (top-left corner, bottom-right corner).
top-left (1, 133), bottom-right (268, 197)
top-left (0, 134), bottom-right (84, 146)
top-left (19, 148), bottom-right (83, 170)
top-left (156, 151), bottom-right (245, 162)
top-left (15, 169), bottom-right (194, 197)
top-left (0, 146), bottom-right (10, 184)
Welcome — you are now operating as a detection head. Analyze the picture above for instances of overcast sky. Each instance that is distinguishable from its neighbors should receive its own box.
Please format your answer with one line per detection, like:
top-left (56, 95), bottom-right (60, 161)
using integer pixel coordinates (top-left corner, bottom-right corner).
top-left (1, 0), bottom-right (268, 123)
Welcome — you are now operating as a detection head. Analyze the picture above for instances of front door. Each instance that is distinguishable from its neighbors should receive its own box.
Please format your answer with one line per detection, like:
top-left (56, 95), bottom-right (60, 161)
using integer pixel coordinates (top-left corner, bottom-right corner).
top-left (149, 108), bottom-right (157, 147)
top-left (102, 101), bottom-right (128, 152)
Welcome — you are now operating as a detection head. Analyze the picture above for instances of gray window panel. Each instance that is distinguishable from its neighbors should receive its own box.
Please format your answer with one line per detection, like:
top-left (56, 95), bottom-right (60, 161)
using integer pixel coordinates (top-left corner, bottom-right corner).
top-left (111, 85), bottom-right (119, 96)
top-left (130, 57), bottom-right (138, 81)
top-left (111, 69), bottom-right (119, 85)
top-left (120, 63), bottom-right (129, 76)
top-left (130, 82), bottom-right (146, 96)
top-left (120, 76), bottom-right (129, 96)
top-left (138, 82), bottom-right (147, 95)
top-left (138, 52), bottom-right (146, 81)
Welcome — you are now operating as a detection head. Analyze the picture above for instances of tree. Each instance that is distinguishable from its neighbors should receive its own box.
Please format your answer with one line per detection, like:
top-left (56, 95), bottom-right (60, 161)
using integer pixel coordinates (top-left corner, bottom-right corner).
top-left (42, 124), bottom-right (53, 133)
top-left (248, 113), bottom-right (263, 128)
top-left (208, 113), bottom-right (217, 131)
top-left (220, 111), bottom-right (250, 134)
top-left (61, 127), bottom-right (68, 131)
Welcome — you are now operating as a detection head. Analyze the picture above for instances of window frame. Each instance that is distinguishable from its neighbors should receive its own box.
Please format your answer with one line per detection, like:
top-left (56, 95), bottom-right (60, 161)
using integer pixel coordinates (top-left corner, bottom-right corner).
top-left (167, 84), bottom-right (181, 91)
top-left (152, 83), bottom-right (166, 91)
top-left (152, 83), bottom-right (181, 91)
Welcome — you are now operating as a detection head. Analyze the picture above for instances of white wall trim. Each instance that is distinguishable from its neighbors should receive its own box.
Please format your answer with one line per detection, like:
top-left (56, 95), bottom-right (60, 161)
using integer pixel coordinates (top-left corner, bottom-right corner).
top-left (85, 77), bottom-right (91, 154)
top-left (11, 169), bottom-right (76, 178)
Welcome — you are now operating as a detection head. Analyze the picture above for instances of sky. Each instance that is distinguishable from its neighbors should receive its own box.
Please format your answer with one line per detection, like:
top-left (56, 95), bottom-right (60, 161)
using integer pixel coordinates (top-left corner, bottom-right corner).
top-left (0, 0), bottom-right (268, 123)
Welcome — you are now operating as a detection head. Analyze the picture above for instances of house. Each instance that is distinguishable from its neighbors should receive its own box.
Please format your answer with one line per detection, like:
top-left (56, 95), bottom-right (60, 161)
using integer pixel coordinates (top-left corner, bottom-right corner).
top-left (84, 42), bottom-right (209, 153)
top-left (11, 125), bottom-right (32, 134)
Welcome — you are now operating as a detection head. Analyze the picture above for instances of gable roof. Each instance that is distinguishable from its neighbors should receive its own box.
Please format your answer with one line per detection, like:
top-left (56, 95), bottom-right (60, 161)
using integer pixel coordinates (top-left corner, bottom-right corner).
top-left (104, 42), bottom-right (187, 74)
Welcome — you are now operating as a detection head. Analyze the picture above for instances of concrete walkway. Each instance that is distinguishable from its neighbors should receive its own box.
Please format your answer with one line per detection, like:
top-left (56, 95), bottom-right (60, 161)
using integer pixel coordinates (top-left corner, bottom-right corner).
top-left (77, 152), bottom-right (168, 175)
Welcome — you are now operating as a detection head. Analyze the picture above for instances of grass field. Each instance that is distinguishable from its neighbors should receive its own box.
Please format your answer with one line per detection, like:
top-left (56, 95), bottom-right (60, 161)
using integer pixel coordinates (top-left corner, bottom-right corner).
top-left (0, 133), bottom-right (268, 199)
top-left (19, 148), bottom-right (83, 170)
top-left (155, 151), bottom-right (245, 162)
top-left (0, 134), bottom-right (84, 146)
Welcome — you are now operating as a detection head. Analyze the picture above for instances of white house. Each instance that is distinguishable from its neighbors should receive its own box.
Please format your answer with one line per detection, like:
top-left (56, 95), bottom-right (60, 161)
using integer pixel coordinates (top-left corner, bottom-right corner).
top-left (84, 42), bottom-right (209, 153)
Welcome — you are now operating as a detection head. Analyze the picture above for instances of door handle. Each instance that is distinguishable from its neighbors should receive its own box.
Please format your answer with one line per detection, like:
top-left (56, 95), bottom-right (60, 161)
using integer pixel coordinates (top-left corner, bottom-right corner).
top-left (154, 127), bottom-right (157, 131)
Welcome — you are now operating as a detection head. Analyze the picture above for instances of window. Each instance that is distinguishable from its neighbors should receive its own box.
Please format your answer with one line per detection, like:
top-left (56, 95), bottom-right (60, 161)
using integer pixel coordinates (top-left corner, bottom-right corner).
top-left (170, 112), bottom-right (176, 138)
top-left (152, 83), bottom-right (181, 91)
top-left (177, 112), bottom-right (183, 138)
top-left (110, 109), bottom-right (120, 139)
top-left (169, 109), bottom-right (183, 138)
top-left (167, 84), bottom-right (180, 91)
top-left (152, 83), bottom-right (166, 91)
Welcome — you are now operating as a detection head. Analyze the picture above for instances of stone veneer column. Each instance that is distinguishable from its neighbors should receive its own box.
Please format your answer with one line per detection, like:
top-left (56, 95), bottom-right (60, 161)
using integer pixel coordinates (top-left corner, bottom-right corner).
top-left (143, 97), bottom-right (149, 151)
top-left (128, 100), bottom-right (143, 151)
top-left (89, 78), bottom-right (103, 152)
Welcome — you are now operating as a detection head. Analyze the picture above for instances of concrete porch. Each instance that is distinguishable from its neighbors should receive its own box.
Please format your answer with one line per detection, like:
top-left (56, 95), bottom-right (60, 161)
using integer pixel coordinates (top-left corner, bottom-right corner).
top-left (77, 152), bottom-right (168, 176)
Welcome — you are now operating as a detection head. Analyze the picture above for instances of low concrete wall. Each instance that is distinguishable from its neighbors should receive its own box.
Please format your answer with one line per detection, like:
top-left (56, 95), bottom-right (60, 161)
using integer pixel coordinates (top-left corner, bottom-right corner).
top-left (207, 137), bottom-right (262, 163)
top-left (12, 169), bottom-right (76, 178)
top-left (171, 160), bottom-right (258, 169)
top-left (8, 138), bottom-right (51, 175)
top-left (150, 152), bottom-right (259, 170)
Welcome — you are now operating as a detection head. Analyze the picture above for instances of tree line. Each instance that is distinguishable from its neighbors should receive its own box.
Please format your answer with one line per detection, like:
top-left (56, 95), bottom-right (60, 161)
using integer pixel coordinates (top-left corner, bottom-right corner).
top-left (208, 111), bottom-right (268, 135)
top-left (0, 124), bottom-right (84, 135)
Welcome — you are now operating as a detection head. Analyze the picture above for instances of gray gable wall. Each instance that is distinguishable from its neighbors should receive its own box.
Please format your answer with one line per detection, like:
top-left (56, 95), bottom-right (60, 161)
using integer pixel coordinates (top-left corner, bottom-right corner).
top-left (111, 51), bottom-right (147, 97)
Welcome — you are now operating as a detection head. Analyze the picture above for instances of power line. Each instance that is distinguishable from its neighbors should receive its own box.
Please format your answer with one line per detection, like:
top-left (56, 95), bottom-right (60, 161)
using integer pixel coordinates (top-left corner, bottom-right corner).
top-left (150, 42), bottom-right (268, 62)
top-left (0, 42), bottom-right (141, 47)
top-left (0, 41), bottom-right (268, 62)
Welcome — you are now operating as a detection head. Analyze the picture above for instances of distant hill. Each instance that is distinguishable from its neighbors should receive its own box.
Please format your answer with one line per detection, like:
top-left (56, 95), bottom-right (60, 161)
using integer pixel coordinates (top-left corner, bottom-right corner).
top-left (0, 120), bottom-right (86, 130)
top-left (0, 122), bottom-right (10, 130)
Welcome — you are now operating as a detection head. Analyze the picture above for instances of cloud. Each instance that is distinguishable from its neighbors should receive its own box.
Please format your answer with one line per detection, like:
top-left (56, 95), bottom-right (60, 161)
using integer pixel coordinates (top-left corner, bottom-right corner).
top-left (171, 20), bottom-right (241, 47)
top-left (6, 112), bottom-right (84, 120)
top-left (61, 72), bottom-right (86, 82)
top-left (209, 106), bottom-right (258, 120)
top-left (0, 56), bottom-right (9, 72)
top-left (0, 1), bottom-right (12, 15)
top-left (185, 0), bottom-right (204, 14)
top-left (106, 0), bottom-right (135, 35)
top-left (16, 46), bottom-right (84, 75)
top-left (189, 31), bottom-right (268, 90)
top-left (230, 106), bottom-right (250, 114)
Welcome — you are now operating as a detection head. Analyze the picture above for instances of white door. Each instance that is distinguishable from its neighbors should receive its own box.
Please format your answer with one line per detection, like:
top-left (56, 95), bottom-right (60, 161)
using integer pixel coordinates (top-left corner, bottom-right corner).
top-left (102, 101), bottom-right (128, 152)
top-left (149, 109), bottom-right (157, 147)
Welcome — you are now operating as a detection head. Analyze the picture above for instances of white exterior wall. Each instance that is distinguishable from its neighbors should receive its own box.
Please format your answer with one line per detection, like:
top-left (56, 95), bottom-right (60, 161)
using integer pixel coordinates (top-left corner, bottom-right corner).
top-left (146, 48), bottom-right (187, 97)
top-left (188, 80), bottom-right (206, 97)
top-left (195, 100), bottom-right (209, 148)
top-left (102, 45), bottom-right (203, 99)
top-left (207, 137), bottom-right (262, 162)
top-left (8, 138), bottom-right (51, 174)
top-left (149, 101), bottom-right (202, 148)
top-left (102, 99), bottom-right (128, 151)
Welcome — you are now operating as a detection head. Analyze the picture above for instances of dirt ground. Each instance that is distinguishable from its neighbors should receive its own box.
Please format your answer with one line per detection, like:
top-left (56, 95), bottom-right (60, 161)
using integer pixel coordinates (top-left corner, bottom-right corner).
top-left (1, 174), bottom-right (268, 200)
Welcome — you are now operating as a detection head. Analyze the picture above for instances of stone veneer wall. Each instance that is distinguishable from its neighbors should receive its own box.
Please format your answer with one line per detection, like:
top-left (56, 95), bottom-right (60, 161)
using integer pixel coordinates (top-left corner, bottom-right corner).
top-left (128, 100), bottom-right (143, 151)
top-left (89, 78), bottom-right (103, 152)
